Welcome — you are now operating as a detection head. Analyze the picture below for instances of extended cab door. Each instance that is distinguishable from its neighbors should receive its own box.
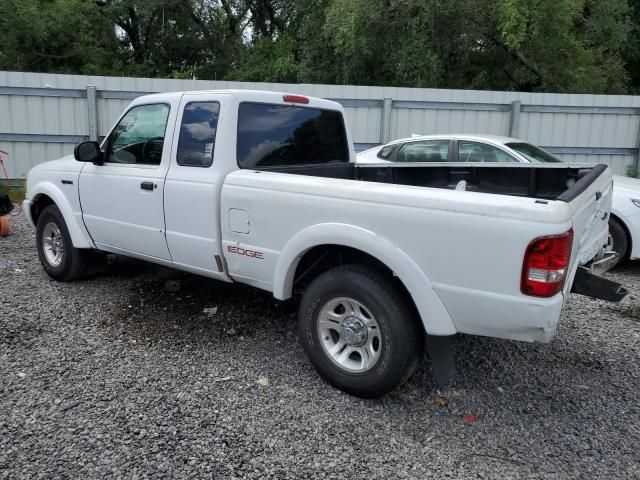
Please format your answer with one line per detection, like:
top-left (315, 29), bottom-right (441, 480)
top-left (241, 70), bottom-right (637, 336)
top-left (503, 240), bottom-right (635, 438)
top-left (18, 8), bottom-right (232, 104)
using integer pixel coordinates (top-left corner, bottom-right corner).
top-left (79, 101), bottom-right (177, 260)
top-left (163, 93), bottom-right (232, 279)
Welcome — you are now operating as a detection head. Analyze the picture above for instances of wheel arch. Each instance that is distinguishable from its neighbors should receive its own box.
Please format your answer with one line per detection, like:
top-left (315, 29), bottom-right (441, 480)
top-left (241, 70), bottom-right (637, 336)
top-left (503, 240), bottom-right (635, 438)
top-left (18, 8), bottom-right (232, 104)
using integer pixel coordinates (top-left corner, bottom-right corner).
top-left (28, 182), bottom-right (93, 249)
top-left (609, 212), bottom-right (632, 259)
top-left (272, 223), bottom-right (457, 336)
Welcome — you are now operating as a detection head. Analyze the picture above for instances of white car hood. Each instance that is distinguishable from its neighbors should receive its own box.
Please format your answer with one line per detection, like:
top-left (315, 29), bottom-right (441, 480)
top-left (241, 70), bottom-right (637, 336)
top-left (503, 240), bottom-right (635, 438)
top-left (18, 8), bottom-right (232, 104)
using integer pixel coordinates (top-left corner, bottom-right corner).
top-left (29, 154), bottom-right (83, 174)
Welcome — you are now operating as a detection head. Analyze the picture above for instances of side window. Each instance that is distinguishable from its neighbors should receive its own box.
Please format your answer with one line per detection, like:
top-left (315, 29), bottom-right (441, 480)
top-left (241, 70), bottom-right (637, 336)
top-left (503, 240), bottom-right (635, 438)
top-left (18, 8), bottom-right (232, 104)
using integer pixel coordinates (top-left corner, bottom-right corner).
top-left (377, 144), bottom-right (394, 160)
top-left (107, 104), bottom-right (170, 165)
top-left (458, 141), bottom-right (518, 163)
top-left (396, 140), bottom-right (449, 162)
top-left (177, 102), bottom-right (220, 167)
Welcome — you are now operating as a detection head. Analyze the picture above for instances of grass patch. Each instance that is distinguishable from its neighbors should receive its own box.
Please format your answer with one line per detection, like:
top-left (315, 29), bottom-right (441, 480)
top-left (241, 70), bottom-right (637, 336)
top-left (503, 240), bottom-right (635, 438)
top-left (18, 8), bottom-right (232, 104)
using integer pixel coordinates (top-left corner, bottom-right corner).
top-left (0, 182), bottom-right (26, 203)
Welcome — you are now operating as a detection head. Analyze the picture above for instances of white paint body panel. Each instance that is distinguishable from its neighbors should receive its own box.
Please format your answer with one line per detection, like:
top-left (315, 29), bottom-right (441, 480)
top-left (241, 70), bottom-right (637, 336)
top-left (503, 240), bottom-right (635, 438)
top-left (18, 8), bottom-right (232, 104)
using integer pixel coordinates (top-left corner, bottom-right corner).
top-left (610, 175), bottom-right (640, 259)
top-left (78, 94), bottom-right (182, 260)
top-left (79, 162), bottom-right (172, 259)
top-left (163, 92), bottom-right (235, 279)
top-left (22, 155), bottom-right (94, 248)
top-left (24, 91), bottom-right (613, 345)
top-left (221, 166), bottom-right (611, 341)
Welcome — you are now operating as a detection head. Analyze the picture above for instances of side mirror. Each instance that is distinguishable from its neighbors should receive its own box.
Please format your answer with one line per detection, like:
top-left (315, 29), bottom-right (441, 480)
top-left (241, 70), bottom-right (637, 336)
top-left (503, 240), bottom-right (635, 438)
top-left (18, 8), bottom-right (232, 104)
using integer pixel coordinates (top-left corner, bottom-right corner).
top-left (74, 141), bottom-right (103, 165)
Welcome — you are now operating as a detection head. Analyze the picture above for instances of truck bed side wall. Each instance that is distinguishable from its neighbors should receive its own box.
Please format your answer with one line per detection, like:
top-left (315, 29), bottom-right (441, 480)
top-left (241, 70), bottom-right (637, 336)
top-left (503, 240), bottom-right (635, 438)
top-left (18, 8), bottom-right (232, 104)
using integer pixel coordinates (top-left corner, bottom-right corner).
top-left (221, 171), bottom-right (575, 341)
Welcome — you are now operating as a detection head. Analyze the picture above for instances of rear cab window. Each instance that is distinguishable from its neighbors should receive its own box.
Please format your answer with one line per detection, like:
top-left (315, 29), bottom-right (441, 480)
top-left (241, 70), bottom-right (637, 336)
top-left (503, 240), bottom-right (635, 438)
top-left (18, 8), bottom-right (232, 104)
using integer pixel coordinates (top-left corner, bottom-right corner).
top-left (237, 102), bottom-right (349, 168)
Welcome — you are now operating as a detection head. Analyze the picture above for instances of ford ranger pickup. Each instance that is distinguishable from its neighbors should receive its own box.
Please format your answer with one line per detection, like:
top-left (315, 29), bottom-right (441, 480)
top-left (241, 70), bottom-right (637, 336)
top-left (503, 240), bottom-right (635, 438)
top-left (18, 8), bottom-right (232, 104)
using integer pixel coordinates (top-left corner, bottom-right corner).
top-left (24, 90), bottom-right (624, 397)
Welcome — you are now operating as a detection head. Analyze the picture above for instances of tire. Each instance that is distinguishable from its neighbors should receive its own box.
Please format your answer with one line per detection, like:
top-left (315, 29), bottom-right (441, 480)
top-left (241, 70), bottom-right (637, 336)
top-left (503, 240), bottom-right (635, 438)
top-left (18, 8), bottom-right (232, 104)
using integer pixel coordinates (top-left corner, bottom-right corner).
top-left (609, 217), bottom-right (629, 268)
top-left (36, 205), bottom-right (102, 281)
top-left (298, 264), bottom-right (423, 398)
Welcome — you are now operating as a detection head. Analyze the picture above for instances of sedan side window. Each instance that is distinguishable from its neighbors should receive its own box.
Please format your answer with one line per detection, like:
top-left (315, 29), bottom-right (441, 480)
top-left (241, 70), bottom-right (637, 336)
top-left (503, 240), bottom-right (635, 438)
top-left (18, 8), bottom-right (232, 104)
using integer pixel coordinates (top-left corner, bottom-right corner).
top-left (107, 103), bottom-right (170, 166)
top-left (177, 102), bottom-right (221, 167)
top-left (396, 140), bottom-right (449, 162)
top-left (458, 141), bottom-right (518, 163)
top-left (377, 144), bottom-right (395, 160)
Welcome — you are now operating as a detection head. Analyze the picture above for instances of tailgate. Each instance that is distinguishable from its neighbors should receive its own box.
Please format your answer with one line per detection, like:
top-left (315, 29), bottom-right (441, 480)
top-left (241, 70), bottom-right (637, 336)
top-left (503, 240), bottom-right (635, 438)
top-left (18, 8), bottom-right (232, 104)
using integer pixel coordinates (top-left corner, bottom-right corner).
top-left (560, 164), bottom-right (613, 295)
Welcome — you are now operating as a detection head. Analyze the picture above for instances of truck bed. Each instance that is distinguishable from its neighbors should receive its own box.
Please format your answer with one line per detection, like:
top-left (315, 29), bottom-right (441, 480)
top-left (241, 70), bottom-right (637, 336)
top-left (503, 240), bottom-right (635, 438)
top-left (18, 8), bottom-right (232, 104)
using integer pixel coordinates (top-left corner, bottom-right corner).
top-left (256, 162), bottom-right (607, 202)
top-left (223, 160), bottom-right (612, 343)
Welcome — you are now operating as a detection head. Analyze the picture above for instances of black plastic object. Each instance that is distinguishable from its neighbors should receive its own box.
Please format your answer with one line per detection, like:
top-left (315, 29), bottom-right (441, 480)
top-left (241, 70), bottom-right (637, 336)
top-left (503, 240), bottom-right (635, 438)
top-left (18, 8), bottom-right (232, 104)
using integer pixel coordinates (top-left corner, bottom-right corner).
top-left (571, 267), bottom-right (629, 303)
top-left (256, 162), bottom-right (608, 201)
top-left (425, 334), bottom-right (456, 388)
top-left (0, 193), bottom-right (13, 216)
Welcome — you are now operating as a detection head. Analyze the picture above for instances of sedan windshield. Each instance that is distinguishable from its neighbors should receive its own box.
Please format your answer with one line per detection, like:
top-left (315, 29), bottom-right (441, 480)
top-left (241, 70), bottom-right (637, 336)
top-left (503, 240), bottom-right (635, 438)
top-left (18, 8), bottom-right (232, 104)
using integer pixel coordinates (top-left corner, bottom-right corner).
top-left (506, 142), bottom-right (563, 163)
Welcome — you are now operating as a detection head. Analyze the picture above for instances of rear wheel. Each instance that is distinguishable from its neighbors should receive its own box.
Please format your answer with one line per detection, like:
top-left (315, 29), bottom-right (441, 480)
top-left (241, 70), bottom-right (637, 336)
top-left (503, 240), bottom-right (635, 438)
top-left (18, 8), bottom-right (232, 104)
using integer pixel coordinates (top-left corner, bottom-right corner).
top-left (36, 205), bottom-right (105, 281)
top-left (298, 265), bottom-right (423, 398)
top-left (609, 217), bottom-right (629, 268)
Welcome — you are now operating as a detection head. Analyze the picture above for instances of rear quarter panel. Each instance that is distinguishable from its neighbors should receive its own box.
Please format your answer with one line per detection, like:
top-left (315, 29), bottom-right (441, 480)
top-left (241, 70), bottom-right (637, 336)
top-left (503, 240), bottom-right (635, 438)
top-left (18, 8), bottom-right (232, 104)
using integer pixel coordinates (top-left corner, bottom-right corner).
top-left (221, 170), bottom-right (575, 340)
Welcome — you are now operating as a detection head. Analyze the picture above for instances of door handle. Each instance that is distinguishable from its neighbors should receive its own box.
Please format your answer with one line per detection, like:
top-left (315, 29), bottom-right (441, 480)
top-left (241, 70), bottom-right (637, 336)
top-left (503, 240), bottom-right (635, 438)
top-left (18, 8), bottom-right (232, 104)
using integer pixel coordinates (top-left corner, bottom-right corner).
top-left (140, 181), bottom-right (155, 191)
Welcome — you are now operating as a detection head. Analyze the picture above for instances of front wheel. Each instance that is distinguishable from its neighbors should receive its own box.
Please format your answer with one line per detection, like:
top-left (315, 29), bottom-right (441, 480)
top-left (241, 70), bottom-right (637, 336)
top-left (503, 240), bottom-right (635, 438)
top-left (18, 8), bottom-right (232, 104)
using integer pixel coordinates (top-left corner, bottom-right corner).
top-left (36, 205), bottom-right (104, 281)
top-left (298, 265), bottom-right (423, 398)
top-left (608, 217), bottom-right (629, 268)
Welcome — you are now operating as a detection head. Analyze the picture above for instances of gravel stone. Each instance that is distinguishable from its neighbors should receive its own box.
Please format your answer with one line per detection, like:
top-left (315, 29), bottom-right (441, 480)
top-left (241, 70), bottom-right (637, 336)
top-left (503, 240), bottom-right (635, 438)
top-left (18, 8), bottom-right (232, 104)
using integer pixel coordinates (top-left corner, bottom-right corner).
top-left (1, 213), bottom-right (640, 478)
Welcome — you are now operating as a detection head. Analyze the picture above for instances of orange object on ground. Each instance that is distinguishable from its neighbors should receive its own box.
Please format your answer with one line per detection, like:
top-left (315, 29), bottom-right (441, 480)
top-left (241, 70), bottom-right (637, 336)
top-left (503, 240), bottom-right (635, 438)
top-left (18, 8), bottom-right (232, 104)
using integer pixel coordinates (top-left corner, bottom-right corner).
top-left (0, 216), bottom-right (10, 237)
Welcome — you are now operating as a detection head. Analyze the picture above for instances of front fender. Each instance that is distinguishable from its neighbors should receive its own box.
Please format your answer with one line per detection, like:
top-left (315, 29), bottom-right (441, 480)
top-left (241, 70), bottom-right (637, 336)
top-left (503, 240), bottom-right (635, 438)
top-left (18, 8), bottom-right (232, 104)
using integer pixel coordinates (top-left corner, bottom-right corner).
top-left (27, 181), bottom-right (94, 249)
top-left (610, 205), bottom-right (640, 259)
top-left (272, 223), bottom-right (457, 336)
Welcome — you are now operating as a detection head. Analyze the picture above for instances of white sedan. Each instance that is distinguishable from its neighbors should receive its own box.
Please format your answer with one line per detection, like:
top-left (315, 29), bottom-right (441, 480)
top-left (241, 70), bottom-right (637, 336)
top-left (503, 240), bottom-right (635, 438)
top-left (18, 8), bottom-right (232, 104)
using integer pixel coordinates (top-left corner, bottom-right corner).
top-left (357, 134), bottom-right (640, 267)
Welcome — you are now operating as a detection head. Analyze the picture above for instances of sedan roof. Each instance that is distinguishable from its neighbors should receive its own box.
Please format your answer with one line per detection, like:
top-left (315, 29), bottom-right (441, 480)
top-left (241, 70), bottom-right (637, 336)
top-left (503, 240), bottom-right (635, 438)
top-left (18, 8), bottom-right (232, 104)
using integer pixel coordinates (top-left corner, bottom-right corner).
top-left (385, 134), bottom-right (523, 146)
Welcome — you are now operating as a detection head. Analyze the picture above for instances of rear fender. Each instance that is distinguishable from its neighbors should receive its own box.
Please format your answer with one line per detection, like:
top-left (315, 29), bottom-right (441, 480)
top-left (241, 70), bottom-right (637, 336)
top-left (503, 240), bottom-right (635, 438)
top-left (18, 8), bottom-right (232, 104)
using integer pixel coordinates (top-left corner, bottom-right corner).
top-left (273, 223), bottom-right (457, 336)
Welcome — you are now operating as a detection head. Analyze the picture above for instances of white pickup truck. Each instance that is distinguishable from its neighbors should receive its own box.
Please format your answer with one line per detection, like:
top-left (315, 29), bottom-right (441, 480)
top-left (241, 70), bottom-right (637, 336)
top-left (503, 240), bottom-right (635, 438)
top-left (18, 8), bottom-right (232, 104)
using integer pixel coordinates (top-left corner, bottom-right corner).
top-left (24, 90), bottom-right (625, 397)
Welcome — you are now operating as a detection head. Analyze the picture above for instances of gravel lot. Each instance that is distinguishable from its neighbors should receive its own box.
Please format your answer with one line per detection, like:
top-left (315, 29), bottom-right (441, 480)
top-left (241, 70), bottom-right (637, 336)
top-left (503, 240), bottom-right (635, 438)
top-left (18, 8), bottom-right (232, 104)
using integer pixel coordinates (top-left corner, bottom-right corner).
top-left (1, 212), bottom-right (640, 479)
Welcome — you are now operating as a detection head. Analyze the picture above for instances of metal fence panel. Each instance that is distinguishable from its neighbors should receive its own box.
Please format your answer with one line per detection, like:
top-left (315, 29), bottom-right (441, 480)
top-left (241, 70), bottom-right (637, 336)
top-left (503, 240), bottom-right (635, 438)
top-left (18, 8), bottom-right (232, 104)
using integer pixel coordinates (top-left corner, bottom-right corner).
top-left (0, 142), bottom-right (75, 178)
top-left (1, 70), bottom-right (639, 178)
top-left (553, 153), bottom-right (635, 176)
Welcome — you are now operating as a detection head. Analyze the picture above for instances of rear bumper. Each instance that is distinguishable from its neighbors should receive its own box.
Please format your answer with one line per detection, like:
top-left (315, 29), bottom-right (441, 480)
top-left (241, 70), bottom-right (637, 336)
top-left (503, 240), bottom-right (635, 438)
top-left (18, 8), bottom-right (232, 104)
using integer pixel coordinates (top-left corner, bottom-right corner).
top-left (434, 284), bottom-right (564, 343)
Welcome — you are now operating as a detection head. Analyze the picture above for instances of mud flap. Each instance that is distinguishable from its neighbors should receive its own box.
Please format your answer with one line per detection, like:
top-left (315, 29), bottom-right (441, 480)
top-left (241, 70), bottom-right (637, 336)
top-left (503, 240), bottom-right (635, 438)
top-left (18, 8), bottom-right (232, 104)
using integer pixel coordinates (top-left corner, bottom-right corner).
top-left (570, 267), bottom-right (629, 303)
top-left (425, 334), bottom-right (456, 388)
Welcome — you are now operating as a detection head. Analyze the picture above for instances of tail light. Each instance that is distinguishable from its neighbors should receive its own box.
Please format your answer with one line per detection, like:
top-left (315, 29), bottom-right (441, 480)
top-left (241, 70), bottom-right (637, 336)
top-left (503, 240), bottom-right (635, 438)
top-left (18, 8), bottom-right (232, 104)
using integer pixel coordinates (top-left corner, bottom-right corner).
top-left (521, 229), bottom-right (574, 297)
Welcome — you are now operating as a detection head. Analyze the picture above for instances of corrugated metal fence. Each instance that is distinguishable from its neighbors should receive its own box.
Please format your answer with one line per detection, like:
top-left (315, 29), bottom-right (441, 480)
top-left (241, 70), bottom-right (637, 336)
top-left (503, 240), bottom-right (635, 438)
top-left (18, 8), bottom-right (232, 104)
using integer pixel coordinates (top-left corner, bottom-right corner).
top-left (1, 70), bottom-right (640, 178)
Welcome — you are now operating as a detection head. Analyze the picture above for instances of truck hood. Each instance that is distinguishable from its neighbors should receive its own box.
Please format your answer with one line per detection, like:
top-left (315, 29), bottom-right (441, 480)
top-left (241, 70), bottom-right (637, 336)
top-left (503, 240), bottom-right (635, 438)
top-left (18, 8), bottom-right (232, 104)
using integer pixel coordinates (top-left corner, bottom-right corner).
top-left (29, 155), bottom-right (82, 174)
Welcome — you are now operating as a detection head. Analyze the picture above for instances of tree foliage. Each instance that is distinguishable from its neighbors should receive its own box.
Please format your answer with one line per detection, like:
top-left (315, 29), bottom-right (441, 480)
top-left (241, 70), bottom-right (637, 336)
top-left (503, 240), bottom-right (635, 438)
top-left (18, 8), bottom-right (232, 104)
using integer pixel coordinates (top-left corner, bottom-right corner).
top-left (0, 0), bottom-right (637, 93)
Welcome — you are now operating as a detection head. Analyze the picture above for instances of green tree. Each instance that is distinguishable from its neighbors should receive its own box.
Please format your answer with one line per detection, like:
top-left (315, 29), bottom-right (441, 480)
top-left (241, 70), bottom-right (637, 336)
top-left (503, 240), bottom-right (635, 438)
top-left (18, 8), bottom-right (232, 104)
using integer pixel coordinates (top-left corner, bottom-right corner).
top-left (625, 0), bottom-right (640, 92)
top-left (229, 35), bottom-right (299, 82)
top-left (0, 0), bottom-right (635, 94)
top-left (0, 0), bottom-right (119, 74)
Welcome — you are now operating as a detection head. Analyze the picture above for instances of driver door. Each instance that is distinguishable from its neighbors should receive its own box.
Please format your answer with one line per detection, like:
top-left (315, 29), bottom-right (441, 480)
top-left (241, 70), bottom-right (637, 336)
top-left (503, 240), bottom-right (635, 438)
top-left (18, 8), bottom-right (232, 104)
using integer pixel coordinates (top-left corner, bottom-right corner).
top-left (79, 102), bottom-right (177, 260)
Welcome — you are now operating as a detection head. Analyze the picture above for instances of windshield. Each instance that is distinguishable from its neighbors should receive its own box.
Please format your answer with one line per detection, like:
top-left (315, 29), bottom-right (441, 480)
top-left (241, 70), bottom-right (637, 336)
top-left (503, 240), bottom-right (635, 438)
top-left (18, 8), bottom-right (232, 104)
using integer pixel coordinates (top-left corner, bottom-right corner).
top-left (506, 142), bottom-right (563, 163)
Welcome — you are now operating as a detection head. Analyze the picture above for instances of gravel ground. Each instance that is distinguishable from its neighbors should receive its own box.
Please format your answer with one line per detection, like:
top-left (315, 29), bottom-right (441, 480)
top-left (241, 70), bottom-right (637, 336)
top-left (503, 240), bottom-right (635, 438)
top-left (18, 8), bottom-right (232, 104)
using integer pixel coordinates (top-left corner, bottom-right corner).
top-left (1, 212), bottom-right (640, 479)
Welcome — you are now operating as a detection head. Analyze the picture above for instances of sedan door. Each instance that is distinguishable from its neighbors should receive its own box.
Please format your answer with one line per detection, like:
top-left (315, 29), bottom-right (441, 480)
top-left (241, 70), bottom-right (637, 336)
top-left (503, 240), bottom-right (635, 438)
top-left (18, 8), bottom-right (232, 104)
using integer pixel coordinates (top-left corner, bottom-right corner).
top-left (456, 140), bottom-right (521, 163)
top-left (393, 139), bottom-right (452, 163)
top-left (79, 102), bottom-right (177, 260)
